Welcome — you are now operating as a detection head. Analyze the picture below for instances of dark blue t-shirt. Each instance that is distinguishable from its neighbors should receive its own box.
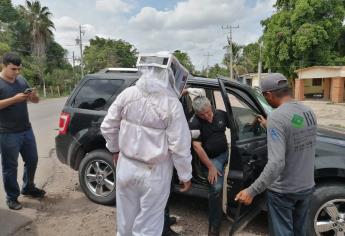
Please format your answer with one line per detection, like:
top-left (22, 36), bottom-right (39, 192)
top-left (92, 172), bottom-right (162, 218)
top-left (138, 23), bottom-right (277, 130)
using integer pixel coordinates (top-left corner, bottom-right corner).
top-left (0, 76), bottom-right (31, 133)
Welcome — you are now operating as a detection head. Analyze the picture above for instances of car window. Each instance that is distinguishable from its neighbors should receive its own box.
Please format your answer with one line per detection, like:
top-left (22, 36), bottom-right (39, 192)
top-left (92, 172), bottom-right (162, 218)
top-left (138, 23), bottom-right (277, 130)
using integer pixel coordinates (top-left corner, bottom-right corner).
top-left (252, 87), bottom-right (273, 114)
top-left (214, 91), bottom-right (266, 140)
top-left (73, 79), bottom-right (124, 110)
top-left (213, 90), bottom-right (231, 143)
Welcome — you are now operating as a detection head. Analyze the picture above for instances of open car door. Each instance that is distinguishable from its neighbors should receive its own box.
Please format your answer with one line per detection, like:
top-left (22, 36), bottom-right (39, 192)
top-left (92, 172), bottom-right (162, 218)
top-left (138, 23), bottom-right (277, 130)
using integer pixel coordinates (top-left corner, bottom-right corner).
top-left (217, 78), bottom-right (268, 235)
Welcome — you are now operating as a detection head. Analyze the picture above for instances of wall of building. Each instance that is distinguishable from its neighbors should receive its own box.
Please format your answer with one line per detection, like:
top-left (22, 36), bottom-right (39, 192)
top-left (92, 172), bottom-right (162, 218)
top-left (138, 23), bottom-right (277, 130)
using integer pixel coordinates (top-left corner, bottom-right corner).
top-left (331, 77), bottom-right (344, 103)
top-left (298, 67), bottom-right (345, 79)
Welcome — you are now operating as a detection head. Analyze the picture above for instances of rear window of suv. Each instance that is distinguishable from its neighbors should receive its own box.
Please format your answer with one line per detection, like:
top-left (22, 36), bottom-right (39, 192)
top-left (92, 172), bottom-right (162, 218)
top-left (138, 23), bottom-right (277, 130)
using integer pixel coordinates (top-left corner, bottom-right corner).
top-left (72, 79), bottom-right (124, 110)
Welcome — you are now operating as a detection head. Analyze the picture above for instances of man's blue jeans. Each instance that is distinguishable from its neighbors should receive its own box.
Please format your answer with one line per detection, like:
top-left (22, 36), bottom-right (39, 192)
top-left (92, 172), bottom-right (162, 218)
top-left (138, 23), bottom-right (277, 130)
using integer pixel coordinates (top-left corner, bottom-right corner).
top-left (267, 188), bottom-right (314, 236)
top-left (0, 128), bottom-right (38, 201)
top-left (208, 151), bottom-right (228, 229)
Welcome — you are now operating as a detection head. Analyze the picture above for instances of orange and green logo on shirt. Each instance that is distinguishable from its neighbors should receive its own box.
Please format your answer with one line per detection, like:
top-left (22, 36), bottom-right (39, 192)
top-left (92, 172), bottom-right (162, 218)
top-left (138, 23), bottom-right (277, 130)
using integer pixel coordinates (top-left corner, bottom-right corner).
top-left (291, 114), bottom-right (304, 128)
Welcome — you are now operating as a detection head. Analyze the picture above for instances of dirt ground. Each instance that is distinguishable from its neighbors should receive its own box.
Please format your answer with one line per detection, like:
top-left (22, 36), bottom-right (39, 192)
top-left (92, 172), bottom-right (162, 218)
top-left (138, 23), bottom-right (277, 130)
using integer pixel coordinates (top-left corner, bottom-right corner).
top-left (13, 157), bottom-right (116, 236)
top-left (14, 156), bottom-right (268, 236)
top-left (302, 100), bottom-right (345, 131)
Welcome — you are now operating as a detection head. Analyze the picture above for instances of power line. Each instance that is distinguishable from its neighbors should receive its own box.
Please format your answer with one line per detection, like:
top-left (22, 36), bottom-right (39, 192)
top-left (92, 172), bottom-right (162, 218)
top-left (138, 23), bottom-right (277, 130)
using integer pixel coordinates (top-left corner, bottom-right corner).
top-left (222, 24), bottom-right (239, 80)
top-left (76, 25), bottom-right (85, 79)
top-left (258, 41), bottom-right (263, 80)
top-left (203, 52), bottom-right (213, 77)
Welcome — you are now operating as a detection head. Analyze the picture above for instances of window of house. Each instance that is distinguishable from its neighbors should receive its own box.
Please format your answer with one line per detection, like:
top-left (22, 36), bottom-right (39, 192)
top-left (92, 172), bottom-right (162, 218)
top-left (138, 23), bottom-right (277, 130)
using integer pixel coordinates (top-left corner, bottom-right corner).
top-left (312, 78), bottom-right (322, 86)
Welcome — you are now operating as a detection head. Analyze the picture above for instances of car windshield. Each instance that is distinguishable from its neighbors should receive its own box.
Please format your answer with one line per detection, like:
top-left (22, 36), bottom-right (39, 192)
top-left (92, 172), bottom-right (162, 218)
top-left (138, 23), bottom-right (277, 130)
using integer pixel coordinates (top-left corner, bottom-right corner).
top-left (252, 87), bottom-right (273, 114)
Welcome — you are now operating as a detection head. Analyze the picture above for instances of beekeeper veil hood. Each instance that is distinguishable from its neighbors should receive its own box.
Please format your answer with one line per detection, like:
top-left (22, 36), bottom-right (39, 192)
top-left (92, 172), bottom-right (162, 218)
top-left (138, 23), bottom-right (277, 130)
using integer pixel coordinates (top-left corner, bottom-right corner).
top-left (136, 52), bottom-right (189, 98)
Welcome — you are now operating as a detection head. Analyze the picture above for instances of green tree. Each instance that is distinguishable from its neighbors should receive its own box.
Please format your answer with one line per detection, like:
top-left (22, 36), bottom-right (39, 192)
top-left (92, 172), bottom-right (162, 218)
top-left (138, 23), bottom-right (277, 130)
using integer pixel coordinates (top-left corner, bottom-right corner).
top-left (262, 0), bottom-right (345, 77)
top-left (0, 0), bottom-right (18, 47)
top-left (208, 64), bottom-right (229, 78)
top-left (0, 0), bottom-right (17, 23)
top-left (243, 42), bottom-right (261, 73)
top-left (222, 42), bottom-right (243, 68)
top-left (8, 18), bottom-right (32, 55)
top-left (83, 37), bottom-right (137, 73)
top-left (21, 55), bottom-right (37, 85)
top-left (173, 50), bottom-right (195, 73)
top-left (19, 0), bottom-right (55, 96)
top-left (45, 68), bottom-right (75, 88)
top-left (19, 0), bottom-right (54, 57)
top-left (0, 42), bottom-right (11, 71)
top-left (0, 42), bottom-right (10, 57)
top-left (46, 41), bottom-right (70, 73)
top-left (223, 42), bottom-right (255, 75)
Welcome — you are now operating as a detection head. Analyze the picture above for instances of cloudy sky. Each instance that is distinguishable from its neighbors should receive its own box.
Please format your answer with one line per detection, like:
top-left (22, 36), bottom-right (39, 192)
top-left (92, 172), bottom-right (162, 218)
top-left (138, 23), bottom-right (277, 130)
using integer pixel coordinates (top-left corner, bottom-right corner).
top-left (11, 0), bottom-right (275, 69)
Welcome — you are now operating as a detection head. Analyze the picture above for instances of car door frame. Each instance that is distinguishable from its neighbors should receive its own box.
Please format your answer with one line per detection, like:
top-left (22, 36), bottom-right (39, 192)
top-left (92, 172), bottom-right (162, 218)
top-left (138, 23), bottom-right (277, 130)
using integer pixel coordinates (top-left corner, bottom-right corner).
top-left (217, 78), bottom-right (268, 235)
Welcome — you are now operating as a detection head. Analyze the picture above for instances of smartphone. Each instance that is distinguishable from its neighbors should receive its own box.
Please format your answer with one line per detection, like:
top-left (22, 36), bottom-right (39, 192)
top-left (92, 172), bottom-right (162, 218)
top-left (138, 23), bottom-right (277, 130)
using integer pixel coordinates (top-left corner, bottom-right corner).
top-left (24, 88), bottom-right (34, 94)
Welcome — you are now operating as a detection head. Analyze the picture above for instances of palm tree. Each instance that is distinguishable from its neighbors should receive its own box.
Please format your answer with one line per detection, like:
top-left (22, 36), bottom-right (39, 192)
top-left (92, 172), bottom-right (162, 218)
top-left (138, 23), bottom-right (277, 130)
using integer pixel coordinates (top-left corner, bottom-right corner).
top-left (19, 0), bottom-right (55, 97)
top-left (223, 42), bottom-right (255, 77)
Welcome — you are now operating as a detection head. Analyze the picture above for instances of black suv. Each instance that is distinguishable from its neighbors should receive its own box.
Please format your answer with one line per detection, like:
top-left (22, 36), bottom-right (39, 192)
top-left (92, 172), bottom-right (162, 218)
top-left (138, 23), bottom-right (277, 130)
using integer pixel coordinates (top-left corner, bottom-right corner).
top-left (56, 68), bottom-right (345, 236)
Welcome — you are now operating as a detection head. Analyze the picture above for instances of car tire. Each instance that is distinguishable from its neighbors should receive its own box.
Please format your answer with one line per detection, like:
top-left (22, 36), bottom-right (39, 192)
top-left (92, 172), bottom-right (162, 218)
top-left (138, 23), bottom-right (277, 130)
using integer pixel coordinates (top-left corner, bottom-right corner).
top-left (79, 149), bottom-right (116, 205)
top-left (309, 183), bottom-right (345, 236)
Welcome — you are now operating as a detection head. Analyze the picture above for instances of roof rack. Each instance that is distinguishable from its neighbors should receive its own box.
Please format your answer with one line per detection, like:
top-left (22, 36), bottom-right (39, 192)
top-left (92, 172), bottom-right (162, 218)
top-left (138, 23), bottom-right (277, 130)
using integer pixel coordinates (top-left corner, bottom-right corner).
top-left (98, 68), bottom-right (138, 73)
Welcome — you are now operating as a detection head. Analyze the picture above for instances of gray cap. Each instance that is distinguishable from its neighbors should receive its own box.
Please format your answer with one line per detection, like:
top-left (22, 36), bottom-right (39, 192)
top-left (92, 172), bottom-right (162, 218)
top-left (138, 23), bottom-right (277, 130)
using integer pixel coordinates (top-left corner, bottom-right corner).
top-left (260, 73), bottom-right (288, 92)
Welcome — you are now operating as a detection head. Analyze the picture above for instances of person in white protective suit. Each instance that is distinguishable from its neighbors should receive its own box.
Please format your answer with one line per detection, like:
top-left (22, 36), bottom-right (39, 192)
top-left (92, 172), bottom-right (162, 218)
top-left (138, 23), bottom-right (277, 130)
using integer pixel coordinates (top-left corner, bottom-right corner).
top-left (100, 53), bottom-right (193, 236)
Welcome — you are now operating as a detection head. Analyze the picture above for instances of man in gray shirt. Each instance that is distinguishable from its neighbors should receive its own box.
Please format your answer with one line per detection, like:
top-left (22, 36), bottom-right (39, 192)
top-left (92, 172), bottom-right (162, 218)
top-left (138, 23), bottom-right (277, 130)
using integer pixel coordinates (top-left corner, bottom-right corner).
top-left (235, 73), bottom-right (317, 236)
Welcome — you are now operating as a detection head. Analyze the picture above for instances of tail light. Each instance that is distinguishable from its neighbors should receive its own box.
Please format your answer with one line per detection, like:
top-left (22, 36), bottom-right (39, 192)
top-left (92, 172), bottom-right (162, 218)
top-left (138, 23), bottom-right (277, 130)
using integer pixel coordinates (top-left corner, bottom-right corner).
top-left (59, 112), bottom-right (71, 135)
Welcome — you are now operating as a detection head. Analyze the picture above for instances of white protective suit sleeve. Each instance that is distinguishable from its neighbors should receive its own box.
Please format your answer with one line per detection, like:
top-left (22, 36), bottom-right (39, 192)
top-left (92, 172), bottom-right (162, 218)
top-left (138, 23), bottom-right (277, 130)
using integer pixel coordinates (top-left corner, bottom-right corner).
top-left (100, 90), bottom-right (125, 153)
top-left (166, 101), bottom-right (193, 182)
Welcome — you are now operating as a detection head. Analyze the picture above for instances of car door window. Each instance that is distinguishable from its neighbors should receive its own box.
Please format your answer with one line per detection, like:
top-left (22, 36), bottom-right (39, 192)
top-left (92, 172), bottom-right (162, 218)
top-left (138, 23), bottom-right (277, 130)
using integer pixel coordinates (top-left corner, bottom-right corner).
top-left (214, 91), bottom-right (266, 140)
top-left (213, 90), bottom-right (231, 144)
top-left (73, 79), bottom-right (124, 110)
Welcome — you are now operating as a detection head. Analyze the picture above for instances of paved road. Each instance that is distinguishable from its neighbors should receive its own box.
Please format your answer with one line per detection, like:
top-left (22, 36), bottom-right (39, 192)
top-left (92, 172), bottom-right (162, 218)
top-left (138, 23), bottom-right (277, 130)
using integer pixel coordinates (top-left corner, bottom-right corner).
top-left (0, 97), bottom-right (67, 235)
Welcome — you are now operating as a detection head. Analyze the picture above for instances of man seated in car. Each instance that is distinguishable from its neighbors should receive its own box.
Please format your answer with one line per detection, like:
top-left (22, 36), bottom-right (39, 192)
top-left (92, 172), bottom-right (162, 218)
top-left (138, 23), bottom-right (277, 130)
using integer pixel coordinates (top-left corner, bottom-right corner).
top-left (188, 94), bottom-right (230, 236)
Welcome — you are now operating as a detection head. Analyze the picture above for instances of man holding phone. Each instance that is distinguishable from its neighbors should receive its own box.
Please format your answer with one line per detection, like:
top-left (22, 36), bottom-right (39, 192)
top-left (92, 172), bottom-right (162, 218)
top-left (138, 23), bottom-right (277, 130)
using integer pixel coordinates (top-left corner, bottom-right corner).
top-left (0, 52), bottom-right (45, 210)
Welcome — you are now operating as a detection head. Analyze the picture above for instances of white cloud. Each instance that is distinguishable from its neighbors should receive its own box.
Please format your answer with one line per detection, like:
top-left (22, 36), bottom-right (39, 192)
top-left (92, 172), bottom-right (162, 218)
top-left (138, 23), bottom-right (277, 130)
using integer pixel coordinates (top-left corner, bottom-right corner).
top-left (130, 0), bottom-right (247, 30)
top-left (83, 24), bottom-right (97, 39)
top-left (18, 0), bottom-right (275, 70)
top-left (95, 0), bottom-right (133, 13)
top-left (54, 16), bottom-right (79, 31)
top-left (52, 16), bottom-right (97, 59)
top-left (125, 0), bottom-right (275, 69)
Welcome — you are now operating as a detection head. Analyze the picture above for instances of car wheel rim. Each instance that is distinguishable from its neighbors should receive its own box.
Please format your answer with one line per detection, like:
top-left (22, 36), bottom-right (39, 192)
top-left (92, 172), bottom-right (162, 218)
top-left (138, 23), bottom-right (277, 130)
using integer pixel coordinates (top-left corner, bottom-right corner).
top-left (314, 199), bottom-right (345, 236)
top-left (84, 160), bottom-right (115, 197)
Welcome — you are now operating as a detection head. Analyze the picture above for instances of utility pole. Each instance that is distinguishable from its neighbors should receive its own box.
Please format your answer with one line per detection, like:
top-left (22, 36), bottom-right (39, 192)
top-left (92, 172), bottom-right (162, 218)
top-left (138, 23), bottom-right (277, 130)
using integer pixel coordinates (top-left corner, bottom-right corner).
top-left (72, 51), bottom-right (76, 86)
top-left (258, 41), bottom-right (263, 81)
top-left (222, 24), bottom-right (239, 80)
top-left (76, 25), bottom-right (85, 80)
top-left (203, 52), bottom-right (213, 77)
top-left (72, 51), bottom-right (76, 68)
